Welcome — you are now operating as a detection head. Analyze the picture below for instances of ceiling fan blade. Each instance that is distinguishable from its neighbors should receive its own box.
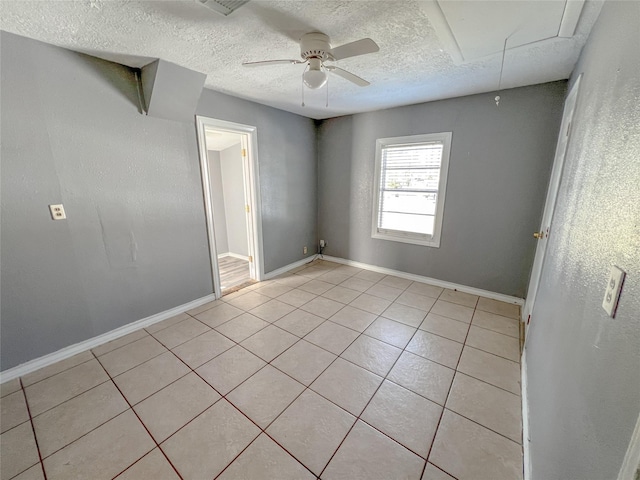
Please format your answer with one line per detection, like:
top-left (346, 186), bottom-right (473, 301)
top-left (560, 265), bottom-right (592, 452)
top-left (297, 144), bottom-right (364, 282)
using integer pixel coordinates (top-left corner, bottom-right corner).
top-left (326, 66), bottom-right (370, 87)
top-left (329, 38), bottom-right (379, 61)
top-left (242, 59), bottom-right (304, 67)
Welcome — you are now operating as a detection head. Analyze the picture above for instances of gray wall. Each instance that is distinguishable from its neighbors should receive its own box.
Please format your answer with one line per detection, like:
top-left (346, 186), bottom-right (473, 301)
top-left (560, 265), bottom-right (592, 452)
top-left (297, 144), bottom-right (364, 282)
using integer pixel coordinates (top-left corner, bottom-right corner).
top-left (207, 150), bottom-right (230, 254)
top-left (0, 31), bottom-right (213, 370)
top-left (317, 82), bottom-right (566, 297)
top-left (196, 90), bottom-right (317, 273)
top-left (220, 143), bottom-right (249, 257)
top-left (526, 2), bottom-right (640, 479)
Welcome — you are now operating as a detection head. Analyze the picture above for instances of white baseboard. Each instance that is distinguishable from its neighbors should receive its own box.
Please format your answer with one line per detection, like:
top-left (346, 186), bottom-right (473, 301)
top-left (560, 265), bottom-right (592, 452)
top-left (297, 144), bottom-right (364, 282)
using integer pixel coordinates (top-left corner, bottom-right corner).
top-left (522, 348), bottom-right (532, 480)
top-left (263, 256), bottom-right (315, 280)
top-left (0, 293), bottom-right (217, 384)
top-left (218, 252), bottom-right (250, 261)
top-left (322, 256), bottom-right (524, 306)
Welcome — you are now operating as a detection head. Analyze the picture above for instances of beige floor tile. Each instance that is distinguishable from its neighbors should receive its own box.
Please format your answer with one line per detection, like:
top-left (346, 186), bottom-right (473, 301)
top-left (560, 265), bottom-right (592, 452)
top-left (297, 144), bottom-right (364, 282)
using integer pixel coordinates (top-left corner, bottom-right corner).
top-left (300, 296), bottom-right (344, 319)
top-left (422, 463), bottom-right (456, 480)
top-left (323, 420), bottom-right (425, 480)
top-left (171, 329), bottom-right (234, 369)
top-left (240, 325), bottom-right (298, 362)
top-left (25, 359), bottom-right (110, 416)
top-left (195, 302), bottom-right (244, 328)
top-left (340, 335), bottom-right (402, 376)
top-left (477, 297), bottom-right (521, 319)
top-left (252, 282), bottom-right (293, 299)
top-left (322, 285), bottom-right (362, 304)
top-left (419, 313), bottom-right (470, 343)
top-left (406, 330), bottom-right (463, 368)
top-left (144, 313), bottom-right (190, 335)
top-left (150, 318), bottom-right (210, 349)
top-left (92, 330), bottom-right (149, 357)
top-left (222, 289), bottom-right (249, 302)
top-left (329, 305), bottom-right (378, 332)
top-left (466, 326), bottom-right (521, 362)
top-left (274, 309), bottom-right (325, 337)
top-left (298, 279), bottom-right (334, 295)
top-left (333, 265), bottom-right (363, 276)
top-left (407, 282), bottom-right (444, 299)
top-left (225, 291), bottom-right (271, 311)
top-left (227, 365), bottom-right (305, 428)
top-left (214, 313), bottom-right (269, 342)
top-left (272, 340), bottom-right (337, 385)
top-left (273, 274), bottom-right (311, 289)
top-left (162, 400), bottom-right (260, 479)
top-left (365, 283), bottom-right (404, 301)
top-left (98, 336), bottom-right (167, 377)
top-left (297, 266), bottom-right (327, 279)
top-left (349, 294), bottom-right (392, 315)
top-left (430, 300), bottom-right (474, 323)
top-left (310, 358), bottom-right (383, 416)
top-left (115, 448), bottom-right (180, 479)
top-left (43, 410), bottom-right (154, 480)
top-left (379, 275), bottom-right (413, 289)
top-left (354, 269), bottom-right (386, 282)
top-left (186, 299), bottom-right (224, 316)
top-left (438, 289), bottom-right (479, 308)
top-left (196, 345), bottom-right (266, 395)
top-left (267, 390), bottom-right (355, 475)
top-left (317, 271), bottom-right (352, 285)
top-left (1, 378), bottom-right (22, 398)
top-left (219, 433), bottom-right (314, 480)
top-left (0, 421), bottom-right (40, 479)
top-left (277, 288), bottom-right (317, 308)
top-left (387, 352), bottom-right (455, 406)
top-left (395, 291), bottom-right (437, 311)
top-left (447, 372), bottom-right (522, 443)
top-left (304, 321), bottom-right (359, 355)
top-left (472, 310), bottom-right (520, 338)
top-left (457, 347), bottom-right (521, 395)
top-left (12, 464), bottom-right (45, 480)
top-left (1, 390), bottom-right (29, 434)
top-left (362, 380), bottom-right (442, 458)
top-left (134, 373), bottom-right (220, 442)
top-left (430, 410), bottom-right (523, 480)
top-left (33, 381), bottom-right (128, 458)
top-left (22, 351), bottom-right (94, 387)
top-left (113, 352), bottom-right (190, 405)
top-left (381, 302), bottom-right (428, 327)
top-left (248, 299), bottom-right (296, 322)
top-left (339, 276), bottom-right (375, 292)
top-left (363, 317), bottom-right (417, 348)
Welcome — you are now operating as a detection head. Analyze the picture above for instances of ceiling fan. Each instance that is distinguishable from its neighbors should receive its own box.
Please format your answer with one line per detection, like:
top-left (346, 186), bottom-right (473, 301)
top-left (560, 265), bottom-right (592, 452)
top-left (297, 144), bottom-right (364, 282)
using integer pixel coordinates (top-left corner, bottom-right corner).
top-left (242, 32), bottom-right (379, 90)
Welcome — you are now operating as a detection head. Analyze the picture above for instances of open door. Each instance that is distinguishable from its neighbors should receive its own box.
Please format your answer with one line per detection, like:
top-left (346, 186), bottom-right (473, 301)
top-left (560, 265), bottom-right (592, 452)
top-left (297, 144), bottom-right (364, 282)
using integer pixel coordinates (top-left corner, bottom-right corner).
top-left (195, 116), bottom-right (264, 298)
top-left (523, 74), bottom-right (582, 337)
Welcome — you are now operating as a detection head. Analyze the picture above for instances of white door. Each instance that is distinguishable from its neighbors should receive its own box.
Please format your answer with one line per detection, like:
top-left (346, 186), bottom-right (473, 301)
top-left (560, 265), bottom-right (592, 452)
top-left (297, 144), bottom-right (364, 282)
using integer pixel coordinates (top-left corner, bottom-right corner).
top-left (240, 134), bottom-right (257, 280)
top-left (523, 74), bottom-right (582, 335)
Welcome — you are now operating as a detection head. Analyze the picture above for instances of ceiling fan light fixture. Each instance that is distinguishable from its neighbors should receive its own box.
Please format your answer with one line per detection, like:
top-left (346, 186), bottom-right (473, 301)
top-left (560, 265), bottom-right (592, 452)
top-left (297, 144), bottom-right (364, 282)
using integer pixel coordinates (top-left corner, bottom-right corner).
top-left (303, 69), bottom-right (328, 89)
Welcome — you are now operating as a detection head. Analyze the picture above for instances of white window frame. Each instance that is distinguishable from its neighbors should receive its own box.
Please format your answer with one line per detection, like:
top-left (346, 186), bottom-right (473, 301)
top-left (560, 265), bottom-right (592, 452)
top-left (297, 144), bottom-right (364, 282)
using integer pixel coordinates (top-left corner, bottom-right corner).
top-left (371, 132), bottom-right (452, 248)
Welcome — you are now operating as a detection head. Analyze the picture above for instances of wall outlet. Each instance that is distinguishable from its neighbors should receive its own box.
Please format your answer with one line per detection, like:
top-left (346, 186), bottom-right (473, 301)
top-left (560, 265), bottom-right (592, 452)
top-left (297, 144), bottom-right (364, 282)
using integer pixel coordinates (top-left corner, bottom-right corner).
top-left (49, 204), bottom-right (66, 220)
top-left (602, 266), bottom-right (625, 317)
top-left (303, 246), bottom-right (308, 255)
top-left (320, 239), bottom-right (325, 248)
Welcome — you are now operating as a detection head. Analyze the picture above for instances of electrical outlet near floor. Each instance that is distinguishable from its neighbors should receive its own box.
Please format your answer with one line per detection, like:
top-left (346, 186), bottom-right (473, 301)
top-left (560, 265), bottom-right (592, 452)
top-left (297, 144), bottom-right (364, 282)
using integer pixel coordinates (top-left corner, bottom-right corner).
top-left (303, 246), bottom-right (308, 255)
top-left (602, 265), bottom-right (625, 317)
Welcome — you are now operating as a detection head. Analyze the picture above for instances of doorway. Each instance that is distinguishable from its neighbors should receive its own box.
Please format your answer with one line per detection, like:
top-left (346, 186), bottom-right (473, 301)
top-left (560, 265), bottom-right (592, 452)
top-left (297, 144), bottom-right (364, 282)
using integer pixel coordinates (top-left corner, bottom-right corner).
top-left (195, 116), bottom-right (264, 298)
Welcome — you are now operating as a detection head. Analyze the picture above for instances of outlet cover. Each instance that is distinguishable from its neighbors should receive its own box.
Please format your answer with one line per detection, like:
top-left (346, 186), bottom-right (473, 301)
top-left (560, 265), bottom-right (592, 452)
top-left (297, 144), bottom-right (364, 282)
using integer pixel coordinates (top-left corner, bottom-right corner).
top-left (49, 204), bottom-right (67, 220)
top-left (602, 266), bottom-right (625, 317)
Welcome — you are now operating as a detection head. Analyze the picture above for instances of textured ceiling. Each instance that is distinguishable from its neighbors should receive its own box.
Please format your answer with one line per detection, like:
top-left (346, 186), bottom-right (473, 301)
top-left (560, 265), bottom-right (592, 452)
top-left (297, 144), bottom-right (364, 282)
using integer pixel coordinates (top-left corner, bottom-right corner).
top-left (0, 0), bottom-right (603, 120)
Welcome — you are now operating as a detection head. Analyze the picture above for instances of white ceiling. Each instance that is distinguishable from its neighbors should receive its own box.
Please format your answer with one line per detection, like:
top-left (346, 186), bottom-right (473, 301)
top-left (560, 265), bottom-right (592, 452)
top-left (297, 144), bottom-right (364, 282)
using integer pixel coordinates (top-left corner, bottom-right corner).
top-left (0, 0), bottom-right (603, 120)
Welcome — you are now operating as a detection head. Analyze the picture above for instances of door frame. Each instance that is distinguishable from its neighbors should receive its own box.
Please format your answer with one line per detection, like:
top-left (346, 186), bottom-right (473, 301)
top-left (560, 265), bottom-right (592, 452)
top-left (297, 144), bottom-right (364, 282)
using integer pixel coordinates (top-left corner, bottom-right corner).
top-left (523, 74), bottom-right (582, 333)
top-left (195, 116), bottom-right (264, 299)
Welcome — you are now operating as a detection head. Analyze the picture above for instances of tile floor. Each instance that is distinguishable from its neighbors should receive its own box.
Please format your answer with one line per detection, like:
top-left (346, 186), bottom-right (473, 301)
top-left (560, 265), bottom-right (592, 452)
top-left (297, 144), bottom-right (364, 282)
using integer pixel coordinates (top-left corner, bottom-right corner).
top-left (0, 260), bottom-right (523, 480)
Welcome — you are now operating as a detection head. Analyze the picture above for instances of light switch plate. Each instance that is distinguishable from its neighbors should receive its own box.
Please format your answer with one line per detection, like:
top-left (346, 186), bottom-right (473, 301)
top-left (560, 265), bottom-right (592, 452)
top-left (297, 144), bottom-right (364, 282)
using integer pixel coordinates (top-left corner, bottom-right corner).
top-left (602, 266), bottom-right (625, 317)
top-left (49, 204), bottom-right (66, 220)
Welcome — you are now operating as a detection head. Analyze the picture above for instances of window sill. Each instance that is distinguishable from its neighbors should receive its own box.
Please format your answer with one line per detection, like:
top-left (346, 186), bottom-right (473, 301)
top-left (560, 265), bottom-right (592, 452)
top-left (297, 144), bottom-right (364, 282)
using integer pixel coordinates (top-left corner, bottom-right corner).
top-left (372, 231), bottom-right (441, 248)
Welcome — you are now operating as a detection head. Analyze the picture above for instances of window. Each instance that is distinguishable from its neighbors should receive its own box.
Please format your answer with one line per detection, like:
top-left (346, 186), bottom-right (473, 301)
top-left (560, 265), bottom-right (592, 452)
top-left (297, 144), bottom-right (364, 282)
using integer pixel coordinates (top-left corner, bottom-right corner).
top-left (372, 132), bottom-right (452, 247)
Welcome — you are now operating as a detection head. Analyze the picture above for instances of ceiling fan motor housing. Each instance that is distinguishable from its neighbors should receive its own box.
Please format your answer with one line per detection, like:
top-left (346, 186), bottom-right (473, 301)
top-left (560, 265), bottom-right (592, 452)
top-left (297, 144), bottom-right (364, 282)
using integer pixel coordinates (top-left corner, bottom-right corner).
top-left (300, 32), bottom-right (331, 61)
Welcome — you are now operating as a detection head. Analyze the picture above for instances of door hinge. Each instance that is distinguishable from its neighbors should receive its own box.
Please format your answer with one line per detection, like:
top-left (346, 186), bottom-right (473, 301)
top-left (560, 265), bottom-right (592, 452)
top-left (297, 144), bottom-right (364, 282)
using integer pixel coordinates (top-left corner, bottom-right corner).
top-left (241, 148), bottom-right (247, 157)
top-left (245, 205), bottom-right (250, 213)
top-left (248, 255), bottom-right (253, 263)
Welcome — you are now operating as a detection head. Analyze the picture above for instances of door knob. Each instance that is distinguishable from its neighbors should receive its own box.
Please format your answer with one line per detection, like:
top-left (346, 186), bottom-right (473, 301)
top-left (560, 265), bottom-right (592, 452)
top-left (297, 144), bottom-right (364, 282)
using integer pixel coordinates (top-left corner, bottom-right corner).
top-left (533, 231), bottom-right (544, 239)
